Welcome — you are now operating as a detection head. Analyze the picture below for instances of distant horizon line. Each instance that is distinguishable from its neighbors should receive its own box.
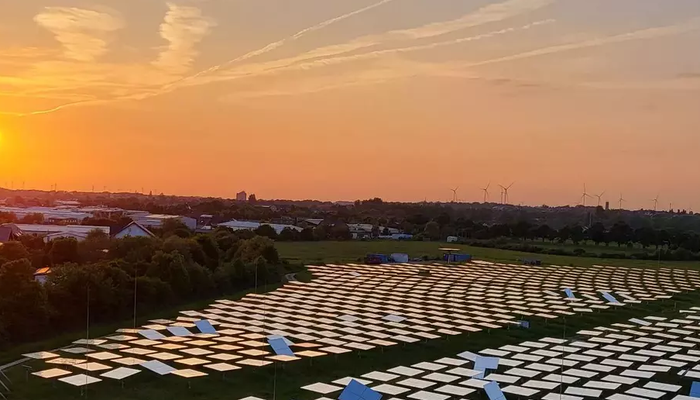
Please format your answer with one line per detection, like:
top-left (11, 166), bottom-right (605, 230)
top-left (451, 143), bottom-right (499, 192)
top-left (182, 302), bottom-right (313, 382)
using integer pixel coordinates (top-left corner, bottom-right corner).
top-left (0, 187), bottom-right (694, 213)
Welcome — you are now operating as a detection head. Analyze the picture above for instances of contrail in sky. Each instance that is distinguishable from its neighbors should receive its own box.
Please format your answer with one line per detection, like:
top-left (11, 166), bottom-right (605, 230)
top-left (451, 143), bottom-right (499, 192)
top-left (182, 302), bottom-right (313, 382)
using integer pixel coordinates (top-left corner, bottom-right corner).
top-left (466, 17), bottom-right (700, 68)
top-left (1, 0), bottom-right (396, 117)
top-left (165, 0), bottom-right (397, 88)
top-left (7, 15), bottom-right (700, 117)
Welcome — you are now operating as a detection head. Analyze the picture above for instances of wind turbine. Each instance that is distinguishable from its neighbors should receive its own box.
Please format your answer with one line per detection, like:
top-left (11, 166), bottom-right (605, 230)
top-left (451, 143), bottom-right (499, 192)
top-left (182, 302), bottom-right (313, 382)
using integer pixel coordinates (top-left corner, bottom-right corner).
top-left (481, 183), bottom-right (491, 203)
top-left (580, 184), bottom-right (592, 206)
top-left (594, 191), bottom-right (606, 207)
top-left (651, 194), bottom-right (659, 212)
top-left (450, 187), bottom-right (459, 203)
top-left (618, 193), bottom-right (626, 210)
top-left (499, 183), bottom-right (514, 204)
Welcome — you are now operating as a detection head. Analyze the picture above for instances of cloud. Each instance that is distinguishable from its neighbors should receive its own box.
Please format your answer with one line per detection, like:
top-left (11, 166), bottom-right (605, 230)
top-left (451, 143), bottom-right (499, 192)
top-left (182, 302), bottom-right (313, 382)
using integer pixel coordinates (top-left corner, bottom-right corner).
top-left (34, 7), bottom-right (124, 62)
top-left (153, 3), bottom-right (216, 75)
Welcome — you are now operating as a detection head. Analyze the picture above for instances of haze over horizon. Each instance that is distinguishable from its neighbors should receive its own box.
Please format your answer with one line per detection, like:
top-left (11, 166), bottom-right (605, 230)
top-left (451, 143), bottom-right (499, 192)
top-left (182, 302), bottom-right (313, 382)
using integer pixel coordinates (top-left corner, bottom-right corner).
top-left (1, 0), bottom-right (699, 208)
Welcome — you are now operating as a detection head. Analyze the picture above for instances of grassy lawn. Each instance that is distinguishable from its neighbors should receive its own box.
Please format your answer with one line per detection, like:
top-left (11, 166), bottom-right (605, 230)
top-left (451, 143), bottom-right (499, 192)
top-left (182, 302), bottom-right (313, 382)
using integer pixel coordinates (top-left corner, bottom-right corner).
top-left (276, 240), bottom-right (698, 269)
top-left (6, 289), bottom-right (700, 400)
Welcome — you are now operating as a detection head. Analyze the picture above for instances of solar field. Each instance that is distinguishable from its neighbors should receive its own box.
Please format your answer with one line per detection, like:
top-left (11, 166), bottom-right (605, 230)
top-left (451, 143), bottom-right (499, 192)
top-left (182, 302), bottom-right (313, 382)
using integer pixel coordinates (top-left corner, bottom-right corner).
top-left (8, 260), bottom-right (700, 399)
top-left (296, 309), bottom-right (700, 400)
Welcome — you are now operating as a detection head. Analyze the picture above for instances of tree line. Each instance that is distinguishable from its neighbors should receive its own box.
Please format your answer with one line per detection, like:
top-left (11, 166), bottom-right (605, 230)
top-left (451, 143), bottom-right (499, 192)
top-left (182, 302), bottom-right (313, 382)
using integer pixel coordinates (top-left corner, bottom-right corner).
top-left (0, 220), bottom-right (292, 349)
top-left (429, 219), bottom-right (700, 261)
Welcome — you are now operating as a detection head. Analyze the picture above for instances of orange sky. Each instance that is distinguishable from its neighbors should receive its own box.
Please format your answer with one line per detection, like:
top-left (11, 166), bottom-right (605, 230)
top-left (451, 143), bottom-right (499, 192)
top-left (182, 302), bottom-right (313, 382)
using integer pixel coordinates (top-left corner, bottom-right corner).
top-left (1, 0), bottom-right (700, 209)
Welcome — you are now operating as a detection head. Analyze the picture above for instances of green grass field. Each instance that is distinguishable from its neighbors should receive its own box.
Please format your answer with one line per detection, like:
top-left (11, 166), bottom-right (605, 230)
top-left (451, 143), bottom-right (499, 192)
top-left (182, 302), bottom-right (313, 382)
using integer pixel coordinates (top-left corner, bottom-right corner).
top-left (276, 240), bottom-right (698, 269)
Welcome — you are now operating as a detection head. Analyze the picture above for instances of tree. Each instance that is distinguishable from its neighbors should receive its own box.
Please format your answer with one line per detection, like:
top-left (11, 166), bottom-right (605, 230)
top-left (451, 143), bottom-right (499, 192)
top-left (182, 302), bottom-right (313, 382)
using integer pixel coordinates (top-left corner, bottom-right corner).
top-left (424, 221), bottom-right (441, 241)
top-left (512, 221), bottom-right (532, 240)
top-left (0, 259), bottom-right (49, 343)
top-left (533, 225), bottom-right (553, 242)
top-left (110, 236), bottom-right (158, 263)
top-left (634, 227), bottom-right (657, 249)
top-left (135, 276), bottom-right (173, 309)
top-left (234, 236), bottom-right (279, 264)
top-left (186, 263), bottom-right (215, 297)
top-left (587, 222), bottom-right (607, 245)
top-left (328, 223), bottom-right (351, 240)
top-left (609, 221), bottom-right (633, 247)
top-left (435, 212), bottom-right (451, 226)
top-left (49, 238), bottom-right (80, 265)
top-left (299, 227), bottom-right (315, 241)
top-left (19, 213), bottom-right (44, 224)
top-left (248, 194), bottom-right (257, 202)
top-left (161, 219), bottom-right (192, 238)
top-left (382, 227), bottom-right (391, 236)
top-left (254, 225), bottom-right (278, 239)
top-left (656, 230), bottom-right (671, 249)
top-left (0, 212), bottom-right (17, 224)
top-left (194, 235), bottom-right (220, 271)
top-left (557, 226), bottom-right (572, 243)
top-left (278, 227), bottom-right (299, 241)
top-left (570, 225), bottom-right (585, 245)
top-left (0, 241), bottom-right (30, 262)
top-left (313, 225), bottom-right (329, 241)
top-left (147, 251), bottom-right (191, 295)
top-left (79, 229), bottom-right (111, 263)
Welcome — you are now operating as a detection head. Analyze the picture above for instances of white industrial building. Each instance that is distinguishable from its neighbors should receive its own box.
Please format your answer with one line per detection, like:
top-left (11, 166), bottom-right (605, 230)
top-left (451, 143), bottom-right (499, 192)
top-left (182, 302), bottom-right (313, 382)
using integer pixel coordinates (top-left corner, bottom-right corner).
top-left (6, 224), bottom-right (110, 243)
top-left (132, 214), bottom-right (197, 230)
top-left (0, 206), bottom-right (196, 231)
top-left (217, 220), bottom-right (302, 234)
top-left (0, 206), bottom-right (92, 224)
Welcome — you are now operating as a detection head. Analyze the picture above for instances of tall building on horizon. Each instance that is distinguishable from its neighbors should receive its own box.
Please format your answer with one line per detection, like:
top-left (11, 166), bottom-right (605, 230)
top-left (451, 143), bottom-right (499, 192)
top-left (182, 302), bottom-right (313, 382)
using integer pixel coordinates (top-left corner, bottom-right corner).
top-left (236, 191), bottom-right (247, 201)
top-left (605, 201), bottom-right (610, 211)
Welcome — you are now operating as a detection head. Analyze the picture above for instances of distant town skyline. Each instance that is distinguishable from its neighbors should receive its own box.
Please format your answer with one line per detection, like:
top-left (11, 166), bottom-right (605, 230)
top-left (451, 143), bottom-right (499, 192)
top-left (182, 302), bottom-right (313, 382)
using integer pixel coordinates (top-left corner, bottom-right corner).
top-left (0, 0), bottom-right (699, 208)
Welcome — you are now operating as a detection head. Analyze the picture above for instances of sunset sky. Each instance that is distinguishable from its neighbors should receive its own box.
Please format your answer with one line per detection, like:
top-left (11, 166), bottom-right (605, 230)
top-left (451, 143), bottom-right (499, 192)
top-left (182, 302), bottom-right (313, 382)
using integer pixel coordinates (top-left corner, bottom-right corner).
top-left (1, 0), bottom-right (699, 208)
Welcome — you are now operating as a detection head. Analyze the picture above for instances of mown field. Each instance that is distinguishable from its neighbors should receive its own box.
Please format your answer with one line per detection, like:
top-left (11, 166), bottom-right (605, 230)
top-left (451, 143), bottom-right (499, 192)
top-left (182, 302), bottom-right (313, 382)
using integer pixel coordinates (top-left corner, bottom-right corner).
top-left (276, 240), bottom-right (698, 269)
